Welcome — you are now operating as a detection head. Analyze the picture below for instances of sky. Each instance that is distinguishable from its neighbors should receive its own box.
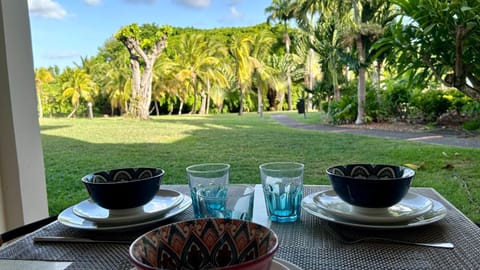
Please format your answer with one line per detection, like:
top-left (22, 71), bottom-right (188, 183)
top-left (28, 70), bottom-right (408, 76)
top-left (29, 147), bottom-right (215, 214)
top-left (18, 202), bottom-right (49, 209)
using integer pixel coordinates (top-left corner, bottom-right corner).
top-left (27, 0), bottom-right (272, 69)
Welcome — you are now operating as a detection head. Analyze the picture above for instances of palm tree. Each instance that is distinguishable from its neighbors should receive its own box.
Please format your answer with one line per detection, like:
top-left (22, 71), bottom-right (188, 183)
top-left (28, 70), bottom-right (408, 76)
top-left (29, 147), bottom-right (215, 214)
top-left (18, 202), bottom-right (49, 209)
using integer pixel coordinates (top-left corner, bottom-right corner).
top-left (61, 67), bottom-right (97, 118)
top-left (104, 61), bottom-right (132, 116)
top-left (95, 38), bottom-right (133, 115)
top-left (294, 0), bottom-right (346, 102)
top-left (174, 34), bottom-right (226, 114)
top-left (338, 0), bottom-right (394, 124)
top-left (198, 38), bottom-right (229, 115)
top-left (250, 30), bottom-right (277, 117)
top-left (265, 0), bottom-right (296, 111)
top-left (34, 67), bottom-right (55, 118)
top-left (228, 34), bottom-right (254, 115)
top-left (293, 0), bottom-right (322, 111)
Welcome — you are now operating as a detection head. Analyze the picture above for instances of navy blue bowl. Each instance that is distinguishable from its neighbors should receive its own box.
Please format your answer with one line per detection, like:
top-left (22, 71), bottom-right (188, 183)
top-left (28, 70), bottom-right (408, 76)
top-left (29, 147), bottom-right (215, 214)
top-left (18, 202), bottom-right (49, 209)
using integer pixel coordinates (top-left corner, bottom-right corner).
top-left (81, 167), bottom-right (164, 209)
top-left (326, 164), bottom-right (415, 208)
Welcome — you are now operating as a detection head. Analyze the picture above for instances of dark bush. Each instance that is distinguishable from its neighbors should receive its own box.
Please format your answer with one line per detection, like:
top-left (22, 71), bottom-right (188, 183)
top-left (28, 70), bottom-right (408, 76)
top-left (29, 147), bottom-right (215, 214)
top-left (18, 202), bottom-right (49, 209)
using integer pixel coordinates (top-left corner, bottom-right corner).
top-left (463, 118), bottom-right (480, 131)
top-left (410, 90), bottom-right (451, 122)
top-left (381, 79), bottom-right (411, 120)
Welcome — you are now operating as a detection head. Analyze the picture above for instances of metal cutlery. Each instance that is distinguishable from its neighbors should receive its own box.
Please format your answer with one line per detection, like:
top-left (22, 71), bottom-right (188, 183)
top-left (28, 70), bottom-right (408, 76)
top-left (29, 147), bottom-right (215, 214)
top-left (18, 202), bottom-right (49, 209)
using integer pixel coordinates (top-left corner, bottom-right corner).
top-left (326, 225), bottom-right (454, 249)
top-left (33, 236), bottom-right (131, 244)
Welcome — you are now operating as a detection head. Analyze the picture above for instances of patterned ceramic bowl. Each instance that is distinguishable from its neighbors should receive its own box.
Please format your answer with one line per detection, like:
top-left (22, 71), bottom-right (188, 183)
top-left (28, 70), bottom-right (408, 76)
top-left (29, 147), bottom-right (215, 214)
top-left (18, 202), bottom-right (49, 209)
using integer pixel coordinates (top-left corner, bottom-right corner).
top-left (129, 218), bottom-right (279, 270)
top-left (81, 167), bottom-right (164, 209)
top-left (326, 164), bottom-right (415, 208)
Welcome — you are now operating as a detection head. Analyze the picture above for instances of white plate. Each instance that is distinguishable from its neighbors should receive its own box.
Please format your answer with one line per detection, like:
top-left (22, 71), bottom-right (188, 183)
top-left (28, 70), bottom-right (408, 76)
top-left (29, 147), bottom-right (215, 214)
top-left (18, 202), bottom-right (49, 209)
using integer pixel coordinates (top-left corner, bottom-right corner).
top-left (313, 190), bottom-right (433, 224)
top-left (272, 258), bottom-right (302, 270)
top-left (301, 192), bottom-right (447, 229)
top-left (73, 189), bottom-right (183, 224)
top-left (58, 194), bottom-right (192, 231)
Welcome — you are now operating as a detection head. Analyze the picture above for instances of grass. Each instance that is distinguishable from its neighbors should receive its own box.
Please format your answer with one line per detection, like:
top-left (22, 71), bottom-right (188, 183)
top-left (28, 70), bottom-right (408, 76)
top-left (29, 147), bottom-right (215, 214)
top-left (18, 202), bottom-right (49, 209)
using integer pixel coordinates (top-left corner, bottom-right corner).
top-left (39, 112), bottom-right (480, 223)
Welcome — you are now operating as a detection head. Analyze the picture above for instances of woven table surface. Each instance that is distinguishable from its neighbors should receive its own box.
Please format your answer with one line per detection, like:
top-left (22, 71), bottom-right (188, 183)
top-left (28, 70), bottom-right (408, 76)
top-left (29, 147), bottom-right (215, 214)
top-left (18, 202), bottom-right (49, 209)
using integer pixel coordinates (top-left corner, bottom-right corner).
top-left (1, 185), bottom-right (479, 269)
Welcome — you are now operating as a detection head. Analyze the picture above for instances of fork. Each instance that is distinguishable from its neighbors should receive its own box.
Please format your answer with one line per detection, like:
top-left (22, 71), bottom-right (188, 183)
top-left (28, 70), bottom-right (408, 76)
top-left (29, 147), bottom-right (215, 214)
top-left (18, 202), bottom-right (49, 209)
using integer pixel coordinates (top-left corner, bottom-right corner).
top-left (326, 225), bottom-right (454, 249)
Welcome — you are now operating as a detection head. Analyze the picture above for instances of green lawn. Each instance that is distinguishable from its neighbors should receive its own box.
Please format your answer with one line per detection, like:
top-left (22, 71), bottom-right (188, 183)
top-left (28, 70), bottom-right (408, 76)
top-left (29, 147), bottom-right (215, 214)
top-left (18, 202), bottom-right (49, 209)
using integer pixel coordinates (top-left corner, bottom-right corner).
top-left (40, 112), bottom-right (480, 223)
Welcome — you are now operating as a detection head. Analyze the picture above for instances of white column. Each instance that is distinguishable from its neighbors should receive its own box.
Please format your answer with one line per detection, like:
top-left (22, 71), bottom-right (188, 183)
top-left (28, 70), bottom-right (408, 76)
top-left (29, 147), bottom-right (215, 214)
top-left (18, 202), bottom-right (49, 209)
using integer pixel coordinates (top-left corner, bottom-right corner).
top-left (0, 0), bottom-right (49, 232)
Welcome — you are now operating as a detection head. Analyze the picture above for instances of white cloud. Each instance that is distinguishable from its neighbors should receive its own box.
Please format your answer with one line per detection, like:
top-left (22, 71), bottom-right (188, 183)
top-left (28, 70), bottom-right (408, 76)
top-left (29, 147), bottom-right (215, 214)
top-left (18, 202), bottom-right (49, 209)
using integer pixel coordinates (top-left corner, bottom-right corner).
top-left (217, 4), bottom-right (244, 25)
top-left (229, 6), bottom-right (242, 19)
top-left (84, 0), bottom-right (102, 6)
top-left (174, 0), bottom-right (211, 8)
top-left (28, 0), bottom-right (67, 19)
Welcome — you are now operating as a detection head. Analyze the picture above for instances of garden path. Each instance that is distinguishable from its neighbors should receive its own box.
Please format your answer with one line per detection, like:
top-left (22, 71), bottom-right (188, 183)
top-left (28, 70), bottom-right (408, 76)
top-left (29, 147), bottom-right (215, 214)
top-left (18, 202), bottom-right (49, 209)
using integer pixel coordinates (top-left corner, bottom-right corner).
top-left (271, 114), bottom-right (480, 149)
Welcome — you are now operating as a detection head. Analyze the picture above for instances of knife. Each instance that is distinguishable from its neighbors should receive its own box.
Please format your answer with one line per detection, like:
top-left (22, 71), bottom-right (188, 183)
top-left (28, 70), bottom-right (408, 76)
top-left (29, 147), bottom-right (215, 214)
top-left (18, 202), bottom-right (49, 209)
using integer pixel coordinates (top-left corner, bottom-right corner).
top-left (33, 236), bottom-right (132, 244)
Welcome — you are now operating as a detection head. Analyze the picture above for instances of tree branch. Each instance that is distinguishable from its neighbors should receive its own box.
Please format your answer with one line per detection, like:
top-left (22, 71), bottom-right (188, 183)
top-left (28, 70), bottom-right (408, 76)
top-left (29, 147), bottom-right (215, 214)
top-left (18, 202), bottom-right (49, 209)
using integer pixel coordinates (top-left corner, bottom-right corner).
top-left (422, 55), bottom-right (452, 86)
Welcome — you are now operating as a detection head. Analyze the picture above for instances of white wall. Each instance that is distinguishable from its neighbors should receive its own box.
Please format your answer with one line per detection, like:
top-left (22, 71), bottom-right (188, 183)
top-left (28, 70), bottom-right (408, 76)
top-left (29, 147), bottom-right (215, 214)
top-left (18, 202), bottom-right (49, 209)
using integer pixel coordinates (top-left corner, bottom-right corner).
top-left (0, 0), bottom-right (49, 232)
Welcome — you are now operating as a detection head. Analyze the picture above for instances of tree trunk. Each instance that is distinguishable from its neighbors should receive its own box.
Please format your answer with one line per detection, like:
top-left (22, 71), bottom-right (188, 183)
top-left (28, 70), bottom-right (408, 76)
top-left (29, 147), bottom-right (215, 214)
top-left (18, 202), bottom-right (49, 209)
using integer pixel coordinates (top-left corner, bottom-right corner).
top-left (199, 90), bottom-right (207, 115)
top-left (178, 101), bottom-right (184, 115)
top-left (206, 93), bottom-right (210, 115)
top-left (286, 39), bottom-right (292, 111)
top-left (355, 37), bottom-right (366, 125)
top-left (129, 57), bottom-right (141, 116)
top-left (121, 33), bottom-right (167, 120)
top-left (155, 100), bottom-right (159, 115)
top-left (67, 105), bottom-right (78, 119)
top-left (205, 78), bottom-right (211, 115)
top-left (353, 0), bottom-right (366, 125)
top-left (136, 59), bottom-right (155, 119)
top-left (257, 87), bottom-right (263, 118)
top-left (238, 83), bottom-right (244, 116)
top-left (283, 20), bottom-right (292, 111)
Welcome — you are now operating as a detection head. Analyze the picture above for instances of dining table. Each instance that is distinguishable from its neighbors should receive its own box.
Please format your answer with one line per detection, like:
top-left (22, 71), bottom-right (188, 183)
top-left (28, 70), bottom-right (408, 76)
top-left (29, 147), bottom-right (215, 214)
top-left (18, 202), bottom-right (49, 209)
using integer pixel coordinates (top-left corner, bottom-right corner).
top-left (0, 184), bottom-right (479, 269)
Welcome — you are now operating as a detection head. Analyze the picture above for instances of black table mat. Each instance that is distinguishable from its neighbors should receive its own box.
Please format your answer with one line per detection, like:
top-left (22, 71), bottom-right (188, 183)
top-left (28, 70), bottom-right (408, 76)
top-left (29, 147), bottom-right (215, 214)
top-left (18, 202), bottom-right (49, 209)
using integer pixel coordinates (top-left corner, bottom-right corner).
top-left (1, 185), bottom-right (479, 269)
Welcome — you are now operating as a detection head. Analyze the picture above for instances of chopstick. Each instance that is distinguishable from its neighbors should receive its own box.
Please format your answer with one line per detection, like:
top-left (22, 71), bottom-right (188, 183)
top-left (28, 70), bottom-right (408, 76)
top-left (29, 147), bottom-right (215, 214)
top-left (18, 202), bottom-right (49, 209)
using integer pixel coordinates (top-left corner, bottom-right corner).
top-left (33, 236), bottom-right (131, 244)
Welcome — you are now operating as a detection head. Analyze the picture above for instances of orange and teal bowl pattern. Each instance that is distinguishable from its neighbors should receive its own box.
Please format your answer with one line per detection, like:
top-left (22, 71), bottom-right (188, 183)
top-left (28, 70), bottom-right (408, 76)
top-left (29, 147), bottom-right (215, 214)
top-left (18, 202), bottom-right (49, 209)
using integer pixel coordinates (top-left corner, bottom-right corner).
top-left (129, 218), bottom-right (279, 270)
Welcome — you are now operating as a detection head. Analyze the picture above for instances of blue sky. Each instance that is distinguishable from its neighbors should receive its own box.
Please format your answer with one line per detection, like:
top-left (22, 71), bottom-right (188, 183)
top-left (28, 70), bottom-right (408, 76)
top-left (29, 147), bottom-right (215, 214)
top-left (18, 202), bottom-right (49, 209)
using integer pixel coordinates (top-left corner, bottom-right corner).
top-left (27, 0), bottom-right (272, 69)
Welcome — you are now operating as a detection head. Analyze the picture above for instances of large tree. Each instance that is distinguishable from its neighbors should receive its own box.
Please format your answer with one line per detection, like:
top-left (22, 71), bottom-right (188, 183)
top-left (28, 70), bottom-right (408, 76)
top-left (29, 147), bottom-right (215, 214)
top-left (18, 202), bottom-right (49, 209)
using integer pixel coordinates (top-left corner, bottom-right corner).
top-left (265, 0), bottom-right (296, 111)
top-left (376, 0), bottom-right (480, 101)
top-left (115, 23), bottom-right (170, 119)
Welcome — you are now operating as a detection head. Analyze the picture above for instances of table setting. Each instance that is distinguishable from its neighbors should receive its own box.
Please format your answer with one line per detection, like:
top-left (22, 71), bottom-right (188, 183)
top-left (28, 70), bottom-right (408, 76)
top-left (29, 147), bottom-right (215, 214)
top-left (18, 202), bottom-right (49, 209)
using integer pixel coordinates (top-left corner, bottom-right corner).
top-left (1, 162), bottom-right (479, 269)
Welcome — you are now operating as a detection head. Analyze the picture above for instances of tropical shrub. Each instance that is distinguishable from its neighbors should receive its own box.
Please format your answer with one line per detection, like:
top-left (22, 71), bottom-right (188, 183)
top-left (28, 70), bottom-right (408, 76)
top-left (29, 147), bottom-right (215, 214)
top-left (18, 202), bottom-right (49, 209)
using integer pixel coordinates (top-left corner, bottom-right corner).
top-left (409, 87), bottom-right (476, 123)
top-left (327, 82), bottom-right (381, 124)
top-left (380, 79), bottom-right (411, 120)
top-left (410, 89), bottom-right (451, 123)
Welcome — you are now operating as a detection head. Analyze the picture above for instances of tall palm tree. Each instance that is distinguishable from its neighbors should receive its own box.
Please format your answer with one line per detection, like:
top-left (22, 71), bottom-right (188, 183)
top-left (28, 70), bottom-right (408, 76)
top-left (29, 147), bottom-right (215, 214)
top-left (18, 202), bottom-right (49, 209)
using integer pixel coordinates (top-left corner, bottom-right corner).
top-left (198, 38), bottom-right (229, 115)
top-left (61, 67), bottom-right (97, 118)
top-left (293, 0), bottom-right (322, 106)
top-left (265, 0), bottom-right (296, 111)
top-left (174, 34), bottom-right (226, 114)
top-left (250, 30), bottom-right (276, 117)
top-left (104, 61), bottom-right (132, 116)
top-left (294, 0), bottom-right (346, 102)
top-left (228, 34), bottom-right (255, 115)
top-left (34, 67), bottom-right (55, 118)
top-left (95, 38), bottom-right (132, 115)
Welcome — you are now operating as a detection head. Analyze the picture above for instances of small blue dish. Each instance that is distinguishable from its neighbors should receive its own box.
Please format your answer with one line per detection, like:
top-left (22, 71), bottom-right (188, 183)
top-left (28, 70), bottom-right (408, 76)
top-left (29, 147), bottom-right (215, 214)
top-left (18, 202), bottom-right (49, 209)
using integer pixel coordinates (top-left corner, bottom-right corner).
top-left (81, 167), bottom-right (164, 209)
top-left (326, 164), bottom-right (415, 208)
